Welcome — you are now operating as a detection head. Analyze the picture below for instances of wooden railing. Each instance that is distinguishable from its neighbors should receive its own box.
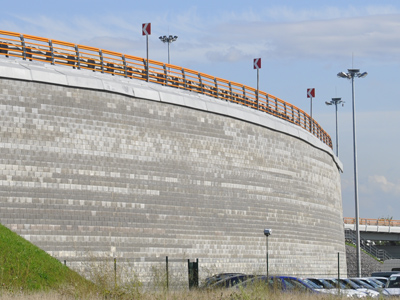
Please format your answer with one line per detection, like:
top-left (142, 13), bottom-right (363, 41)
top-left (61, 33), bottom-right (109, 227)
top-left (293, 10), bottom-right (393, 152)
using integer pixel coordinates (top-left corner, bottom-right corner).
top-left (0, 30), bottom-right (332, 148)
top-left (344, 217), bottom-right (400, 227)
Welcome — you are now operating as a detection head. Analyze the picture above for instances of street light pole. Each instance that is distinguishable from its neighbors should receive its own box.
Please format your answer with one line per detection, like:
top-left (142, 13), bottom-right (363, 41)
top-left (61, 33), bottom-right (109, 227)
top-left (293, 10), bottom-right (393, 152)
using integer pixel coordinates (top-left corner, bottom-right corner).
top-left (264, 229), bottom-right (272, 278)
top-left (337, 69), bottom-right (367, 277)
top-left (325, 97), bottom-right (344, 157)
top-left (159, 35), bottom-right (178, 64)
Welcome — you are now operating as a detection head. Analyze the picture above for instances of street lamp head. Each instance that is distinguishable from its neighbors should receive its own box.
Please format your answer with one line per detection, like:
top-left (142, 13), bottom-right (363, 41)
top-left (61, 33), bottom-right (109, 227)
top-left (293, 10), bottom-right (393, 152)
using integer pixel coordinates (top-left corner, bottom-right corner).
top-left (337, 72), bottom-right (350, 79)
top-left (357, 72), bottom-right (368, 78)
top-left (159, 35), bottom-right (178, 44)
top-left (264, 229), bottom-right (272, 236)
top-left (326, 98), bottom-right (344, 106)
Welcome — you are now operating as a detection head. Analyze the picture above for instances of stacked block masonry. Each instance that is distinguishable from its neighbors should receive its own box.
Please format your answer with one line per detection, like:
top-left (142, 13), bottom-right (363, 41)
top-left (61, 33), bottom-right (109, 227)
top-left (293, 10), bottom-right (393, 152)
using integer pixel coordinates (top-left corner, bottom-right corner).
top-left (0, 58), bottom-right (346, 281)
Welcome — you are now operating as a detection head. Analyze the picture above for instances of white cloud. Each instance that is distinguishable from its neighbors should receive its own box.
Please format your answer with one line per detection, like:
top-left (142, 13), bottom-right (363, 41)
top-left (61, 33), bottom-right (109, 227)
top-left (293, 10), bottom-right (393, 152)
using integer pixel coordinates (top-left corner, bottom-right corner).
top-left (205, 14), bottom-right (400, 62)
top-left (368, 175), bottom-right (400, 195)
top-left (4, 4), bottom-right (400, 64)
top-left (260, 5), bottom-right (400, 22)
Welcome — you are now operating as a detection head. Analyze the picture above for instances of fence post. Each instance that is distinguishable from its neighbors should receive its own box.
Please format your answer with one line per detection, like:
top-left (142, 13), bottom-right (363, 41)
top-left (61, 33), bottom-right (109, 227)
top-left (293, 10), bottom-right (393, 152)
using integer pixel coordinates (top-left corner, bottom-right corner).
top-left (188, 258), bottom-right (199, 289)
top-left (337, 252), bottom-right (340, 282)
top-left (114, 257), bottom-right (117, 288)
top-left (166, 256), bottom-right (169, 289)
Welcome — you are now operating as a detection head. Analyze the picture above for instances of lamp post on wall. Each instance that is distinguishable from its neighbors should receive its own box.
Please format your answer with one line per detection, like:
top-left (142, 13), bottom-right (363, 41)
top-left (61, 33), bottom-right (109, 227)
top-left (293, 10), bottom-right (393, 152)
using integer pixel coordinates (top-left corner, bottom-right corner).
top-left (159, 35), bottom-right (178, 64)
top-left (264, 229), bottom-right (272, 278)
top-left (325, 97), bottom-right (344, 157)
top-left (337, 69), bottom-right (367, 277)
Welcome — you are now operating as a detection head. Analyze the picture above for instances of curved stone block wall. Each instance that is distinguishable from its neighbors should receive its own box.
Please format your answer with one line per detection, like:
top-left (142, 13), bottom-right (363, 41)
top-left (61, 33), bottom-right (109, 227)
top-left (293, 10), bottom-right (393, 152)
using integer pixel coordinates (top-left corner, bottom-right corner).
top-left (0, 59), bottom-right (346, 281)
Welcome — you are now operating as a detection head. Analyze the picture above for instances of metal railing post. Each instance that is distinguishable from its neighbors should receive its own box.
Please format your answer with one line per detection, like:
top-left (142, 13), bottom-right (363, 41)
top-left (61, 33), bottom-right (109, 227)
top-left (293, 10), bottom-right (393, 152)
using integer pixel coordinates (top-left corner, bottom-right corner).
top-left (20, 34), bottom-right (26, 60)
top-left (163, 64), bottom-right (167, 86)
top-left (198, 73), bottom-right (203, 94)
top-left (48, 40), bottom-right (54, 64)
top-left (182, 68), bottom-right (186, 89)
top-left (99, 50), bottom-right (104, 73)
top-left (214, 78), bottom-right (218, 98)
top-left (75, 45), bottom-right (80, 69)
top-left (122, 55), bottom-right (127, 78)
top-left (242, 85), bottom-right (246, 105)
top-left (229, 82), bottom-right (233, 101)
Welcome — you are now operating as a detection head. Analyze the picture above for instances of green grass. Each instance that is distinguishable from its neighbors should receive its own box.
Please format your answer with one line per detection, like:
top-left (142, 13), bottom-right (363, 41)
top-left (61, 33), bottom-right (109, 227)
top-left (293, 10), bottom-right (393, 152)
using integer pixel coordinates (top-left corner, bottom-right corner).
top-left (0, 223), bottom-right (351, 299)
top-left (0, 224), bottom-right (88, 293)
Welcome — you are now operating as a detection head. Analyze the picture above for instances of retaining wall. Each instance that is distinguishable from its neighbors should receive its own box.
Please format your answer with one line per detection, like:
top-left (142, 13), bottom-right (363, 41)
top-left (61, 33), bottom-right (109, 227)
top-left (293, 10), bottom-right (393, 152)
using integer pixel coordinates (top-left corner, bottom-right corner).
top-left (0, 58), bottom-right (346, 282)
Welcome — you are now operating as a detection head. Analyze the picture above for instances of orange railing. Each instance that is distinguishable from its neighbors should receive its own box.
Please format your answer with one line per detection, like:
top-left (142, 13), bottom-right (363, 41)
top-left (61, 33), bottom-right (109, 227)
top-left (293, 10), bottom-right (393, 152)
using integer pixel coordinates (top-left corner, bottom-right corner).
top-left (344, 217), bottom-right (400, 227)
top-left (0, 30), bottom-right (332, 148)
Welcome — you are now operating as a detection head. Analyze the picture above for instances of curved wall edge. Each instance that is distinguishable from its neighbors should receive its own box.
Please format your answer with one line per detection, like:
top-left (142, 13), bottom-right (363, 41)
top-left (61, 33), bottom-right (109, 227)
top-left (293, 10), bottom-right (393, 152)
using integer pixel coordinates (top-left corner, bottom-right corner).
top-left (0, 58), bottom-right (343, 172)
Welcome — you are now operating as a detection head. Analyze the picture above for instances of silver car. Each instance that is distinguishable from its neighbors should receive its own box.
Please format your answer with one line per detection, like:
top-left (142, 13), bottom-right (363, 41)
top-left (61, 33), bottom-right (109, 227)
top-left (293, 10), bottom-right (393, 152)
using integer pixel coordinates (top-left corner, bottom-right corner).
top-left (382, 274), bottom-right (400, 296)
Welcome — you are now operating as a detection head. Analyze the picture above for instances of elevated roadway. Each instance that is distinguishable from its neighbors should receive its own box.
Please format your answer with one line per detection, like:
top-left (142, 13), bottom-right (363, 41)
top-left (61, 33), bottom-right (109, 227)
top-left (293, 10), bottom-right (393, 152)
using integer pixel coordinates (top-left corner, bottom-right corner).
top-left (344, 218), bottom-right (400, 241)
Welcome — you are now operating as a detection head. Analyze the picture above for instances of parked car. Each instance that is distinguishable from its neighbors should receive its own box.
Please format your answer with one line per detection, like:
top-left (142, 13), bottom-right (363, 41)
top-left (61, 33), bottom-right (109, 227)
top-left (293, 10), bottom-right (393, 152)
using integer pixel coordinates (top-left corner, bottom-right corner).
top-left (350, 278), bottom-right (379, 291)
top-left (368, 276), bottom-right (388, 287)
top-left (382, 273), bottom-right (400, 296)
top-left (317, 278), bottom-right (367, 298)
top-left (353, 277), bottom-right (383, 291)
top-left (201, 273), bottom-right (246, 288)
top-left (301, 278), bottom-right (339, 295)
top-left (371, 271), bottom-right (400, 278)
top-left (339, 278), bottom-right (380, 298)
top-left (206, 274), bottom-right (255, 289)
top-left (234, 275), bottom-right (319, 294)
top-left (307, 277), bottom-right (367, 298)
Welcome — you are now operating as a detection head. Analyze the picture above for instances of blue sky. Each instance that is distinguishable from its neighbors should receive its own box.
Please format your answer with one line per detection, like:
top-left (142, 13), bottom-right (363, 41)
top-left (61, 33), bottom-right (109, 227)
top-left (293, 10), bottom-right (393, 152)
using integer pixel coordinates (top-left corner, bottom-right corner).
top-left (3, 0), bottom-right (400, 220)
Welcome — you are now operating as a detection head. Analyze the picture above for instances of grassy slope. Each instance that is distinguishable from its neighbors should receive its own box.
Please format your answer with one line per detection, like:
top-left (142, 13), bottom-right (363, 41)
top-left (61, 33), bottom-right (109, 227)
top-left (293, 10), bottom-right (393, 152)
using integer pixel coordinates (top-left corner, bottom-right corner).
top-left (0, 224), bottom-right (87, 292)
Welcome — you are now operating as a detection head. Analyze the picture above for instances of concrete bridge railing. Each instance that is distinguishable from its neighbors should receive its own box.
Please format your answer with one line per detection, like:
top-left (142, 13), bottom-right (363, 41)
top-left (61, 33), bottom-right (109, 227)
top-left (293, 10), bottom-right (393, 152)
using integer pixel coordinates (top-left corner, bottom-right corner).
top-left (0, 30), bottom-right (332, 148)
top-left (344, 217), bottom-right (400, 227)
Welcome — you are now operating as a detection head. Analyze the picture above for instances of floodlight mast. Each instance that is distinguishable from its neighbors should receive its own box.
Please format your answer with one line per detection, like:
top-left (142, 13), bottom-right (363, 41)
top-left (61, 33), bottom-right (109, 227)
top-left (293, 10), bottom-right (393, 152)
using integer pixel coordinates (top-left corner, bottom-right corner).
top-left (159, 35), bottom-right (178, 65)
top-left (337, 68), bottom-right (367, 278)
top-left (325, 98), bottom-right (344, 157)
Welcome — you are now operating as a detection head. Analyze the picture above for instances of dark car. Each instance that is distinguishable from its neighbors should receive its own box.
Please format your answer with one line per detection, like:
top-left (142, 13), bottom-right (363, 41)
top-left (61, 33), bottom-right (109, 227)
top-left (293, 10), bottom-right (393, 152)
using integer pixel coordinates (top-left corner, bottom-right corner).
top-left (235, 275), bottom-right (319, 294)
top-left (207, 274), bottom-right (255, 289)
top-left (201, 273), bottom-right (246, 288)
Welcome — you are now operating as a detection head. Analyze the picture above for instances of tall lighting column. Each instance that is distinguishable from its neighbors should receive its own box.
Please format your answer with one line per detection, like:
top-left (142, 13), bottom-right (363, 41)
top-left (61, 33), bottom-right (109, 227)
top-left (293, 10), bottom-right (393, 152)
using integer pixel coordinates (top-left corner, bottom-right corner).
top-left (325, 98), bottom-right (344, 157)
top-left (159, 35), bottom-right (178, 64)
top-left (337, 69), bottom-right (367, 277)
